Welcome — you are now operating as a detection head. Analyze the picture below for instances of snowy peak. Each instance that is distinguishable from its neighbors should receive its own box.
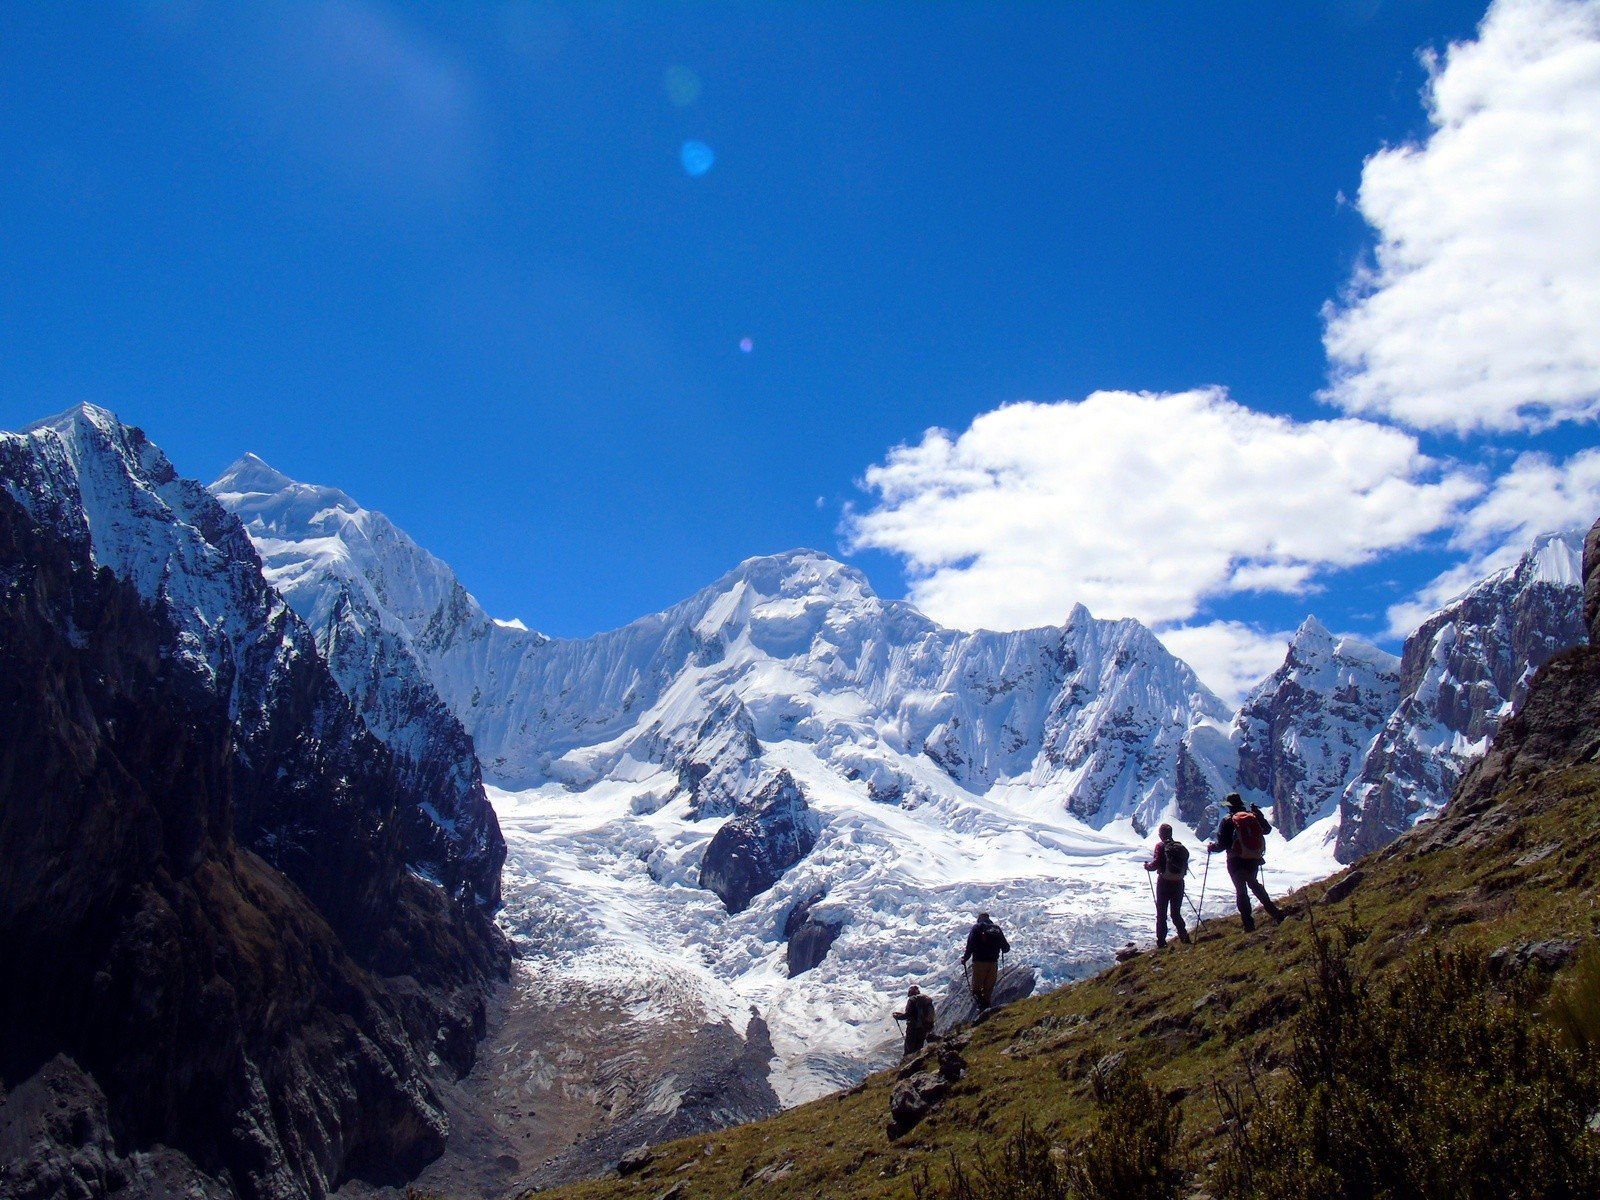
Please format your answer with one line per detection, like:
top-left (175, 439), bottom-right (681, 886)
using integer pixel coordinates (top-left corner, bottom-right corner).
top-left (714, 548), bottom-right (879, 602)
top-left (1515, 528), bottom-right (1582, 590)
top-left (2, 407), bottom-right (506, 910)
top-left (1335, 528), bottom-right (1589, 861)
top-left (212, 451), bottom-right (299, 496)
top-left (3, 405), bottom-right (269, 689)
top-left (1230, 617), bottom-right (1401, 839)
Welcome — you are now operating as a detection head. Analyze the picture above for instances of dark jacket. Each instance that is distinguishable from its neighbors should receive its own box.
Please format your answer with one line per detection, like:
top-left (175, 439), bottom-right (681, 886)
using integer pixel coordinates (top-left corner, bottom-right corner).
top-left (1144, 839), bottom-right (1187, 877)
top-left (898, 993), bottom-right (935, 1033)
top-left (1213, 805), bottom-right (1271, 856)
top-left (963, 919), bottom-right (1010, 964)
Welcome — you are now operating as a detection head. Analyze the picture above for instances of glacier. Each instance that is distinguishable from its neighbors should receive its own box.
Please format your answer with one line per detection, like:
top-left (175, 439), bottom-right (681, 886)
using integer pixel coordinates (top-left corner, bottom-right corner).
top-left (212, 456), bottom-right (1343, 1106)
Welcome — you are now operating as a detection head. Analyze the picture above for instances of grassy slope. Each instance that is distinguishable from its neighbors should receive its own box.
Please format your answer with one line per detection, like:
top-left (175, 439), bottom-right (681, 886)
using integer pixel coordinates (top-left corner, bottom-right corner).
top-left (540, 763), bottom-right (1600, 1200)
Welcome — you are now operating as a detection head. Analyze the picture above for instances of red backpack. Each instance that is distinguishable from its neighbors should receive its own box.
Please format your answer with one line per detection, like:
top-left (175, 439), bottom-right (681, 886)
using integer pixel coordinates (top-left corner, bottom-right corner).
top-left (1231, 810), bottom-right (1266, 860)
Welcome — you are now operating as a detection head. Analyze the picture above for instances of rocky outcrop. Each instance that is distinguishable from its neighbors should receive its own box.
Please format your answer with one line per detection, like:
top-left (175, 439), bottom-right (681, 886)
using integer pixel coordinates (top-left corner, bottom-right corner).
top-left (783, 892), bottom-right (843, 977)
top-left (1337, 531), bottom-right (1587, 861)
top-left (0, 490), bottom-right (499, 1200)
top-left (674, 696), bottom-right (762, 820)
top-left (933, 964), bottom-right (1037, 1033)
top-left (1233, 618), bottom-right (1400, 839)
top-left (699, 771), bottom-right (820, 914)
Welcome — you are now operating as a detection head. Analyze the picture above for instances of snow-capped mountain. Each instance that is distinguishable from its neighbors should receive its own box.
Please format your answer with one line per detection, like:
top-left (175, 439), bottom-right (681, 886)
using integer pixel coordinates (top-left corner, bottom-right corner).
top-left (212, 462), bottom-right (1230, 830)
top-left (0, 410), bottom-right (508, 1197)
top-left (1, 406), bottom-right (505, 913)
top-left (1335, 530), bottom-right (1588, 861)
top-left (213, 453), bottom-right (506, 905)
top-left (1230, 617), bottom-right (1401, 840)
top-left (208, 452), bottom-right (1589, 1143)
top-left (211, 459), bottom-right (1304, 1122)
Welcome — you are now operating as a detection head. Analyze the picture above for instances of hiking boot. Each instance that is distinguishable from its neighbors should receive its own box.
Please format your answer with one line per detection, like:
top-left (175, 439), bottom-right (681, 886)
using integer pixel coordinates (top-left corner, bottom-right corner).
top-left (1241, 916), bottom-right (1257, 933)
top-left (1177, 931), bottom-right (1191, 945)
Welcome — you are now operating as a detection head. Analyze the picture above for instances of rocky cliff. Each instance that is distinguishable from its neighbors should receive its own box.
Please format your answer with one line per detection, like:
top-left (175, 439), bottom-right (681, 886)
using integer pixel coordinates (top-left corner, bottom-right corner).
top-left (0, 490), bottom-right (492, 1200)
top-left (1231, 618), bottom-right (1400, 839)
top-left (1336, 531), bottom-right (1587, 860)
top-left (0, 409), bottom-right (508, 1198)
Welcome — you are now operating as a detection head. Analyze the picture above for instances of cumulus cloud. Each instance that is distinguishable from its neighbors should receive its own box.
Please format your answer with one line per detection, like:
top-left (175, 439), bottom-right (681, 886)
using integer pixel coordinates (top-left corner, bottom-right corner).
top-left (845, 388), bottom-right (1481, 633)
top-left (1156, 621), bottom-right (1298, 707)
top-left (1322, 0), bottom-right (1600, 433)
top-left (1386, 445), bottom-right (1600, 633)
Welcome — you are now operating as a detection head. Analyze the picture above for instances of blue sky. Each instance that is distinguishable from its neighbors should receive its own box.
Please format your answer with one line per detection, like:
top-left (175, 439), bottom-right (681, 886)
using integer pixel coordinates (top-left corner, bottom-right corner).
top-left (3, 1), bottom-right (1598, 699)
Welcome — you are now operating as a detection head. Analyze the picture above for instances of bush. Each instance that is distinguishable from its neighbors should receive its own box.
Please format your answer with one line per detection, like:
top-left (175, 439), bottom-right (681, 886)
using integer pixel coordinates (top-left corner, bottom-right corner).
top-left (1549, 943), bottom-right (1600, 1056)
top-left (1216, 923), bottom-right (1600, 1200)
top-left (912, 1062), bottom-right (1185, 1200)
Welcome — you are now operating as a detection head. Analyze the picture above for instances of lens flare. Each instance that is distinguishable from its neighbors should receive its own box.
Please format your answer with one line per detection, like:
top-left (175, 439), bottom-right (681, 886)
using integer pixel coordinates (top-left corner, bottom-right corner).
top-left (739, 337), bottom-right (754, 353)
top-left (680, 140), bottom-right (715, 177)
top-left (664, 65), bottom-right (702, 108)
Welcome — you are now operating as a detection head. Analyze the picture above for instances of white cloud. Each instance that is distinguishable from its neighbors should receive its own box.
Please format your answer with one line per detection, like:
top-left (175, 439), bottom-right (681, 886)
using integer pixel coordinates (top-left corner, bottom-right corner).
top-left (1385, 445), bottom-right (1600, 633)
top-left (1322, 0), bottom-right (1600, 434)
top-left (1157, 621), bottom-right (1297, 708)
top-left (845, 388), bottom-right (1481, 632)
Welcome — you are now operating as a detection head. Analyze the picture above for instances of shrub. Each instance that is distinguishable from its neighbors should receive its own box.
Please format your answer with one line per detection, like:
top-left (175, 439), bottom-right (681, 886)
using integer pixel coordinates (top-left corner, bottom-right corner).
top-left (1216, 924), bottom-right (1600, 1200)
top-left (912, 1062), bottom-right (1185, 1200)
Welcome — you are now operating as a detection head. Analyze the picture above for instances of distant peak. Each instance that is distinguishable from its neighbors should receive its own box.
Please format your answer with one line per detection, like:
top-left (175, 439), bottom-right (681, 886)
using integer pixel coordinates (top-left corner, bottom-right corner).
top-left (22, 402), bottom-right (126, 438)
top-left (718, 548), bottom-right (876, 597)
top-left (212, 453), bottom-right (297, 496)
top-left (1294, 614), bottom-right (1332, 641)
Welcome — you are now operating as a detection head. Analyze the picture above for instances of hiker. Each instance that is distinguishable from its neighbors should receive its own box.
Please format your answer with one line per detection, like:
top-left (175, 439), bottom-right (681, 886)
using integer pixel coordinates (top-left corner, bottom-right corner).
top-left (894, 984), bottom-right (936, 1056)
top-left (1207, 793), bottom-right (1284, 931)
top-left (1144, 823), bottom-right (1191, 947)
top-left (961, 911), bottom-right (1010, 1010)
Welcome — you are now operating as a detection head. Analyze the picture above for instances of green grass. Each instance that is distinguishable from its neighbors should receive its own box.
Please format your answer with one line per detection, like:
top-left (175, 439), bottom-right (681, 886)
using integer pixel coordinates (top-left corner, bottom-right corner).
top-left (537, 765), bottom-right (1600, 1200)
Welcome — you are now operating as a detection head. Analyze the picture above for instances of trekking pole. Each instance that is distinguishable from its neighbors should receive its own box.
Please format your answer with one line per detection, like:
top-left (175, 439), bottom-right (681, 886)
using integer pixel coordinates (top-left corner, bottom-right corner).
top-left (1196, 852), bottom-right (1211, 926)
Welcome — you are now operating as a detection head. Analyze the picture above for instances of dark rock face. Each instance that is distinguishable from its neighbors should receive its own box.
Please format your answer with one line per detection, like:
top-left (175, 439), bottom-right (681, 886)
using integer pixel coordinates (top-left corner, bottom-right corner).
top-left (0, 414), bottom-right (510, 1198)
top-left (0, 493), bottom-right (499, 1199)
top-left (1232, 618), bottom-right (1399, 839)
top-left (783, 891), bottom-right (842, 977)
top-left (1337, 532), bottom-right (1587, 862)
top-left (0, 408), bottom-right (507, 929)
top-left (299, 590), bottom-right (506, 909)
top-left (0, 1057), bottom-right (236, 1200)
top-left (699, 771), bottom-right (820, 914)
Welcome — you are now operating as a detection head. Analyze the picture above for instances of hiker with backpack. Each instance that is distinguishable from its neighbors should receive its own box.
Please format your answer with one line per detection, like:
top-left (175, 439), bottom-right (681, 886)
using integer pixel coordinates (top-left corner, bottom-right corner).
top-left (893, 984), bottom-right (937, 1057)
top-left (961, 911), bottom-right (1010, 1010)
top-left (1207, 792), bottom-right (1284, 931)
top-left (1144, 823), bottom-right (1191, 947)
